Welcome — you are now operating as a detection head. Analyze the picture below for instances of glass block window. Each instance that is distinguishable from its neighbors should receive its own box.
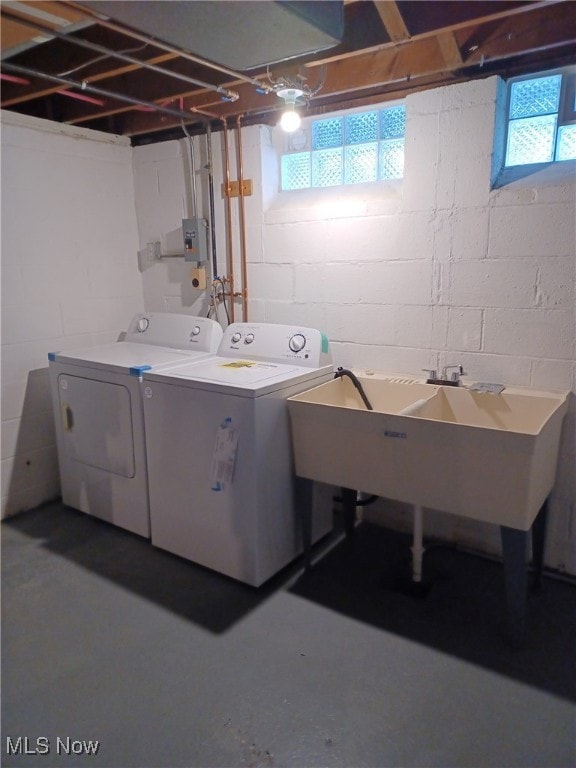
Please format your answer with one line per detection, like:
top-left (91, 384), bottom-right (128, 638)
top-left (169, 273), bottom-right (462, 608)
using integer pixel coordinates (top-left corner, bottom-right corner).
top-left (380, 106), bottom-right (406, 139)
top-left (379, 138), bottom-right (405, 180)
top-left (509, 75), bottom-right (561, 119)
top-left (280, 152), bottom-right (310, 191)
top-left (556, 124), bottom-right (576, 161)
top-left (281, 103), bottom-right (406, 191)
top-left (313, 118), bottom-right (342, 149)
top-left (345, 112), bottom-right (378, 144)
top-left (345, 143), bottom-right (378, 184)
top-left (312, 147), bottom-right (343, 187)
top-left (504, 69), bottom-right (576, 167)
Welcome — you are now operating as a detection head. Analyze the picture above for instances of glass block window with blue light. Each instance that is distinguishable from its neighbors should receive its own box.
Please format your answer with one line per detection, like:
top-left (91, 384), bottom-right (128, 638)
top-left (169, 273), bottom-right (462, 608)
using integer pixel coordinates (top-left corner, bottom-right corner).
top-left (313, 118), bottom-right (343, 149)
top-left (281, 104), bottom-right (406, 191)
top-left (504, 69), bottom-right (576, 167)
top-left (312, 147), bottom-right (343, 187)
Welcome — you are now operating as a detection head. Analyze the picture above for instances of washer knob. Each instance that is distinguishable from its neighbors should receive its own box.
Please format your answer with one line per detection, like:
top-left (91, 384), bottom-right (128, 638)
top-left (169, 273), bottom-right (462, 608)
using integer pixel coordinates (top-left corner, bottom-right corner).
top-left (137, 317), bottom-right (149, 332)
top-left (244, 333), bottom-right (255, 344)
top-left (289, 333), bottom-right (306, 353)
top-left (231, 332), bottom-right (242, 343)
top-left (191, 325), bottom-right (201, 336)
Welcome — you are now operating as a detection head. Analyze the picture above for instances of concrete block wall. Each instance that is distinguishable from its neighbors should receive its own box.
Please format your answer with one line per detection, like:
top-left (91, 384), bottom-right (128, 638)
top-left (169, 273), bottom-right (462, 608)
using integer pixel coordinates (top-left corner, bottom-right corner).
top-left (1, 111), bottom-right (143, 518)
top-left (133, 76), bottom-right (575, 573)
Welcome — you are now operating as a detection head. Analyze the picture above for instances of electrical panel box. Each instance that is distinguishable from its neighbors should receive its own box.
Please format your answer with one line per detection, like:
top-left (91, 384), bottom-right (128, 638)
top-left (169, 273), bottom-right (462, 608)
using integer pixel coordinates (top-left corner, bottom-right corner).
top-left (182, 218), bottom-right (208, 262)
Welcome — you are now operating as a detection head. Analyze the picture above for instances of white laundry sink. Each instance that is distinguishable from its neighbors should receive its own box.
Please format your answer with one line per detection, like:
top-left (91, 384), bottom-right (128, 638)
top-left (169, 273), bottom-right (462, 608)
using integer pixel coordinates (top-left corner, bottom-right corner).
top-left (287, 375), bottom-right (569, 530)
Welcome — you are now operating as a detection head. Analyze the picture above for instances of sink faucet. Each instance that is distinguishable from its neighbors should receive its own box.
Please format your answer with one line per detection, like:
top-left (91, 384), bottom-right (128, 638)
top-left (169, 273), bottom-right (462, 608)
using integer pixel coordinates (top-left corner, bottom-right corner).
top-left (442, 364), bottom-right (466, 383)
top-left (422, 364), bottom-right (467, 386)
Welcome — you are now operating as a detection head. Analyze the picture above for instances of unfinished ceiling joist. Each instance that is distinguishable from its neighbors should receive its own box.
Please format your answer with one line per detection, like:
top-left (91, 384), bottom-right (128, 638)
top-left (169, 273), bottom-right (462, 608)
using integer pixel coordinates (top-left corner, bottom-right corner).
top-left (0, 0), bottom-right (574, 142)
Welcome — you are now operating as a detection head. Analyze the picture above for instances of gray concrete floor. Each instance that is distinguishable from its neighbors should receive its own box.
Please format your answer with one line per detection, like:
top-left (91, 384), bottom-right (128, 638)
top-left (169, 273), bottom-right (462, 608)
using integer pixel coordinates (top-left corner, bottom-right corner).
top-left (2, 501), bottom-right (575, 768)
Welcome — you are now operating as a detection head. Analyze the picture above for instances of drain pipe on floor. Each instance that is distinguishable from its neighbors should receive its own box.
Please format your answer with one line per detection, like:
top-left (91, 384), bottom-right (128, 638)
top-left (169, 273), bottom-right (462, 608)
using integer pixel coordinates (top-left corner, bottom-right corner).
top-left (333, 367), bottom-right (429, 592)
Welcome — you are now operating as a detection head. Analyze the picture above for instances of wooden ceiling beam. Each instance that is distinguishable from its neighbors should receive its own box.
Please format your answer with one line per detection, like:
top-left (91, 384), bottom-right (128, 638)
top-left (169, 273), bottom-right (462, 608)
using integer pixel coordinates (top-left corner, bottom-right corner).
top-left (67, 0), bottom-right (576, 136)
top-left (3, 0), bottom-right (573, 139)
top-left (373, 2), bottom-right (410, 42)
top-left (310, 0), bottom-right (565, 65)
top-left (437, 31), bottom-right (464, 69)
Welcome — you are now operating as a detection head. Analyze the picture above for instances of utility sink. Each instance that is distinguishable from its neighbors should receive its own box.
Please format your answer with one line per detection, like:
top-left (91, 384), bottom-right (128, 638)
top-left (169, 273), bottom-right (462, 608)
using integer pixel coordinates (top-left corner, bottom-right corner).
top-left (288, 375), bottom-right (569, 531)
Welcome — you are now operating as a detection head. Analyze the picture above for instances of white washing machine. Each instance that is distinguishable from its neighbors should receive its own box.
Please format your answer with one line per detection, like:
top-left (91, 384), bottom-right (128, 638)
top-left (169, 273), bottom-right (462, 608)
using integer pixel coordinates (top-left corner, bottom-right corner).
top-left (142, 322), bottom-right (334, 586)
top-left (48, 313), bottom-right (223, 537)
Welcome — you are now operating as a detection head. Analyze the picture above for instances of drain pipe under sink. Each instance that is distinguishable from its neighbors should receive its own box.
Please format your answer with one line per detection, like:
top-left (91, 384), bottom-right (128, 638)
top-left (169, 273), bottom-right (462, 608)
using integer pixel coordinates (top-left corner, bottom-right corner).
top-left (333, 367), bottom-right (429, 593)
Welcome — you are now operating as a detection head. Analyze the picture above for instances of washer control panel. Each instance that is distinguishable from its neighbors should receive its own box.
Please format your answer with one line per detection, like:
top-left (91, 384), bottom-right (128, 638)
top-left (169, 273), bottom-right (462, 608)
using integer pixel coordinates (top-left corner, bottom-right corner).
top-left (125, 312), bottom-right (223, 352)
top-left (220, 323), bottom-right (331, 367)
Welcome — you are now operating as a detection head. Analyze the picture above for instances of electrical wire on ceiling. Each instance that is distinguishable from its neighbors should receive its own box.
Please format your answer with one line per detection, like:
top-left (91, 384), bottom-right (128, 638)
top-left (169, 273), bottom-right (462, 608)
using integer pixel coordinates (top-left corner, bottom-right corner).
top-left (266, 65), bottom-right (327, 103)
top-left (57, 41), bottom-right (150, 78)
top-left (1, 8), bottom-right (240, 102)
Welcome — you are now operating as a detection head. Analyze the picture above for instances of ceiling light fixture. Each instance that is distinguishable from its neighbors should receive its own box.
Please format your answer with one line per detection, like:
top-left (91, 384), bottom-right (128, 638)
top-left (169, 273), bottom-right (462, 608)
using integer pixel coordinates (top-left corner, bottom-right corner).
top-left (277, 87), bottom-right (304, 132)
top-left (267, 66), bottom-right (327, 133)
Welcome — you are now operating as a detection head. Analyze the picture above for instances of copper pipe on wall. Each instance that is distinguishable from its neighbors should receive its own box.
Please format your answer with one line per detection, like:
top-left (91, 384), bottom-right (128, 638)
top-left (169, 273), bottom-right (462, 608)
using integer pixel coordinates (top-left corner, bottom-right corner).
top-left (220, 117), bottom-right (235, 323)
top-left (236, 114), bottom-right (249, 322)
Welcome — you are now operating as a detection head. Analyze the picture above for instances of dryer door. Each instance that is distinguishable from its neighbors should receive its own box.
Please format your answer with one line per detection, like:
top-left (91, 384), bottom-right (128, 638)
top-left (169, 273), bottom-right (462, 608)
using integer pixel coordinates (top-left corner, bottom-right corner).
top-left (56, 374), bottom-right (135, 478)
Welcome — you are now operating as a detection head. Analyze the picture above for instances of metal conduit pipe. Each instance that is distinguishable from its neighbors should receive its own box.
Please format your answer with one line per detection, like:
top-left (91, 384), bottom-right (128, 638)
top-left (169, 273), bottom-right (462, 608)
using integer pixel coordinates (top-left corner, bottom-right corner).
top-left (205, 123), bottom-right (219, 279)
top-left (2, 62), bottom-right (196, 123)
top-left (221, 117), bottom-right (235, 323)
top-left (236, 114), bottom-right (249, 322)
top-left (181, 120), bottom-right (199, 218)
top-left (91, 14), bottom-right (275, 94)
top-left (1, 9), bottom-right (239, 101)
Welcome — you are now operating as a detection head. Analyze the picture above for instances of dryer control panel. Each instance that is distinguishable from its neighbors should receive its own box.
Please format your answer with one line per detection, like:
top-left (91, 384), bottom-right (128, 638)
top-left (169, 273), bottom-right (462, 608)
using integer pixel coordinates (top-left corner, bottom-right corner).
top-left (125, 313), bottom-right (223, 352)
top-left (220, 323), bottom-right (332, 368)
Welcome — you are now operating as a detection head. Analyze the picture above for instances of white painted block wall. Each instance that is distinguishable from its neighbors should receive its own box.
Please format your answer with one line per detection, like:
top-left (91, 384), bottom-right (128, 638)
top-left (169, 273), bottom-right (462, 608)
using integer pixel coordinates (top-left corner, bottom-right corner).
top-left (1, 111), bottom-right (143, 518)
top-left (133, 76), bottom-right (575, 574)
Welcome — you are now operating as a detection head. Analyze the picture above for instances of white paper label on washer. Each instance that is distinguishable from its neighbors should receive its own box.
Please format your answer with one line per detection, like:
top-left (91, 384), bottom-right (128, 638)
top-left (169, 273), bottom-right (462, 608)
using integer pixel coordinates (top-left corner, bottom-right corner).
top-left (211, 417), bottom-right (239, 492)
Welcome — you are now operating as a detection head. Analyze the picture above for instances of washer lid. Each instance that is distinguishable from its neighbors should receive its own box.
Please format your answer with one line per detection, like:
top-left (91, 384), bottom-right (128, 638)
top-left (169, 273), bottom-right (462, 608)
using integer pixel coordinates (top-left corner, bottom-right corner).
top-left (144, 356), bottom-right (333, 397)
top-left (49, 342), bottom-right (214, 376)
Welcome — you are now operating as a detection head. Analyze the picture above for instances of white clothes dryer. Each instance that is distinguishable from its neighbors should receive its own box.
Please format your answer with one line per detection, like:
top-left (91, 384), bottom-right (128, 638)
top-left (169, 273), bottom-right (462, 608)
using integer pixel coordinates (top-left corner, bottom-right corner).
top-left (142, 322), bottom-right (334, 586)
top-left (48, 313), bottom-right (223, 537)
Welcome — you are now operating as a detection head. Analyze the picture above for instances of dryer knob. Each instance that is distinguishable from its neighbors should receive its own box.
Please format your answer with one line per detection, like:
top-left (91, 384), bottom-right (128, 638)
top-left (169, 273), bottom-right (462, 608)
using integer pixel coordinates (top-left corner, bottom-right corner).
top-left (244, 333), bottom-right (255, 344)
top-left (231, 332), bottom-right (242, 343)
top-left (137, 317), bottom-right (150, 332)
top-left (192, 325), bottom-right (201, 336)
top-left (289, 333), bottom-right (306, 353)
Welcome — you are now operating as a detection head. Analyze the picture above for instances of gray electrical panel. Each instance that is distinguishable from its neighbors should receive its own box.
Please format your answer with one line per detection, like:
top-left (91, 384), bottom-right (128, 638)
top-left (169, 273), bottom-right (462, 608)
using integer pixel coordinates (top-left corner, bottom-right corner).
top-left (182, 218), bottom-right (208, 262)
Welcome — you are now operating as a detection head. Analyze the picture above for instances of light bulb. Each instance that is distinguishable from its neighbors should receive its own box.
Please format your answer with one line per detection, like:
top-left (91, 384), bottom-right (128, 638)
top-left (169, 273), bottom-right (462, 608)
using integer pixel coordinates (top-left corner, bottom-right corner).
top-left (280, 109), bottom-right (301, 132)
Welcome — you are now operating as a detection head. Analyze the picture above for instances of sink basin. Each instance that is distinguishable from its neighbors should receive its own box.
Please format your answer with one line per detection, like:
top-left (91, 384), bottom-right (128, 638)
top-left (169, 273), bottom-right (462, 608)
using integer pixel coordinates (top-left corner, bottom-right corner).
top-left (288, 376), bottom-right (569, 530)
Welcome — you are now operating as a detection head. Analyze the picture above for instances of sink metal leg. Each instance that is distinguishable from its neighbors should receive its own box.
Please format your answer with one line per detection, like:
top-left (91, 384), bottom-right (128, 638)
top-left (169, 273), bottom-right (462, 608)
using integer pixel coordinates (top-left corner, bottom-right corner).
top-left (341, 488), bottom-right (357, 539)
top-left (500, 524), bottom-right (528, 645)
top-left (500, 498), bottom-right (550, 644)
top-left (411, 504), bottom-right (425, 583)
top-left (295, 476), bottom-right (314, 570)
top-left (531, 498), bottom-right (548, 592)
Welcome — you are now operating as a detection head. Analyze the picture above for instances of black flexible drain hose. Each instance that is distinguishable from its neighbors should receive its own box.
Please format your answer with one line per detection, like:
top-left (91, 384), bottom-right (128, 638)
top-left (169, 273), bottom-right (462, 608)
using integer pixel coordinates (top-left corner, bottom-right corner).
top-left (334, 367), bottom-right (373, 410)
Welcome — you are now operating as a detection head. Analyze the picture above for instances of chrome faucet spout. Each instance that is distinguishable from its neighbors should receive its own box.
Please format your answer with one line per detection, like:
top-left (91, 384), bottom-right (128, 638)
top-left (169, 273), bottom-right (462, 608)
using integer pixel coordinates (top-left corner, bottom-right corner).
top-left (424, 364), bottom-right (466, 386)
top-left (442, 364), bottom-right (466, 384)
